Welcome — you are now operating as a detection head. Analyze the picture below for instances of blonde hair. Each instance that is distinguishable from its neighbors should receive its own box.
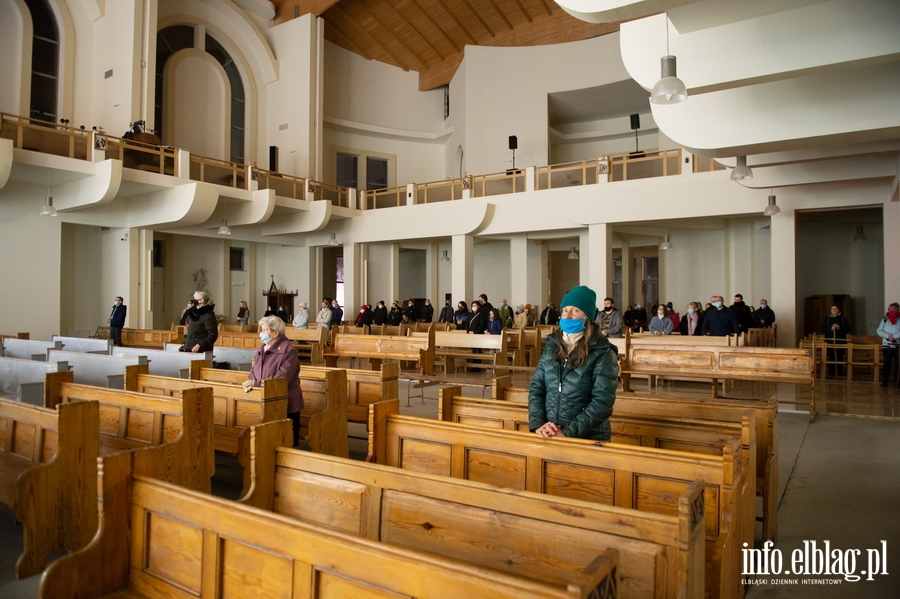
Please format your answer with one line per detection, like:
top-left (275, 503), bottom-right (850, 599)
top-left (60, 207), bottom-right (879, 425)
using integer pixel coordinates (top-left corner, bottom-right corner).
top-left (553, 319), bottom-right (597, 368)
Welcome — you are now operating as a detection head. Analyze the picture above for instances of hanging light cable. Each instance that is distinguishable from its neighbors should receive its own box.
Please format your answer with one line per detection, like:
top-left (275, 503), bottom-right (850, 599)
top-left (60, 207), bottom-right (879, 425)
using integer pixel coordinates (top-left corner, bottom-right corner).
top-left (650, 15), bottom-right (687, 105)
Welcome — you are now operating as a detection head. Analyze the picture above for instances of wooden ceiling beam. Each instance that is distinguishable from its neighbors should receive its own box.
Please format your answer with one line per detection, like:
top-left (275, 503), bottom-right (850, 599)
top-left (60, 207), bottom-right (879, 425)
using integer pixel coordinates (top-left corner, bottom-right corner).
top-left (383, 0), bottom-right (446, 62)
top-left (355, 1), bottom-right (429, 70)
top-left (431, 0), bottom-right (479, 46)
top-left (535, 0), bottom-right (552, 17)
top-left (486, 0), bottom-right (514, 30)
top-left (331, 4), bottom-right (414, 71)
top-left (458, 0), bottom-right (497, 38)
top-left (402, 0), bottom-right (462, 54)
top-left (509, 0), bottom-right (533, 24)
top-left (418, 52), bottom-right (465, 91)
top-left (297, 0), bottom-right (342, 16)
top-left (324, 23), bottom-right (373, 61)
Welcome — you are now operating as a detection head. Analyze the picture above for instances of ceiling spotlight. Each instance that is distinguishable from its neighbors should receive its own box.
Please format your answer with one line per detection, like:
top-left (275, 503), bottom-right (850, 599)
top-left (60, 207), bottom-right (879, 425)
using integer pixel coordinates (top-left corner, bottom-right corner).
top-left (659, 234), bottom-right (673, 250)
top-left (217, 219), bottom-right (231, 235)
top-left (329, 232), bottom-right (339, 246)
top-left (764, 195), bottom-right (781, 216)
top-left (567, 246), bottom-right (578, 260)
top-left (40, 196), bottom-right (57, 217)
top-left (853, 226), bottom-right (867, 242)
top-left (731, 155), bottom-right (753, 181)
top-left (440, 250), bottom-right (450, 262)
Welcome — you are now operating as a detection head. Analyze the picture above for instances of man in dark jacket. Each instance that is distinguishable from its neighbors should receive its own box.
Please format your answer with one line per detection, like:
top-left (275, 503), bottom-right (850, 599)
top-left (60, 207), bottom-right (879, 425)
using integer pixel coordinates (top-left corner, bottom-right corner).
top-left (330, 300), bottom-right (343, 328)
top-left (421, 299), bottom-right (434, 322)
top-left (701, 295), bottom-right (741, 336)
top-left (822, 304), bottom-right (851, 377)
top-left (478, 294), bottom-right (494, 319)
top-left (438, 300), bottom-right (454, 324)
top-left (730, 294), bottom-right (753, 333)
top-left (182, 292), bottom-right (218, 352)
top-left (372, 301), bottom-right (388, 325)
top-left (404, 300), bottom-right (418, 323)
top-left (752, 300), bottom-right (776, 327)
top-left (108, 296), bottom-right (127, 346)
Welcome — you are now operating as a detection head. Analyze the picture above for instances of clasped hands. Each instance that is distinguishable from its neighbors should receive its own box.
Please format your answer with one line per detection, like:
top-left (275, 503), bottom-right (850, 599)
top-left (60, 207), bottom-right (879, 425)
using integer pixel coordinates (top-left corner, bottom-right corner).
top-left (535, 422), bottom-right (566, 438)
top-left (242, 379), bottom-right (256, 393)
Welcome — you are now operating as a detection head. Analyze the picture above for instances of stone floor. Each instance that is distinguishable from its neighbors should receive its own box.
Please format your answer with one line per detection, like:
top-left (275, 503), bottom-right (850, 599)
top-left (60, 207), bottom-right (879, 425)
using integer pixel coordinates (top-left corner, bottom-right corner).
top-left (1, 373), bottom-right (898, 598)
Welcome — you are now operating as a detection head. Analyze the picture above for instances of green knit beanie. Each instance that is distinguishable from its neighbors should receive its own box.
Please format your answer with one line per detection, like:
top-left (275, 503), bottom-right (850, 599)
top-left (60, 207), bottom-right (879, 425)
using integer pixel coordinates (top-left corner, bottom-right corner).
top-left (560, 286), bottom-right (597, 318)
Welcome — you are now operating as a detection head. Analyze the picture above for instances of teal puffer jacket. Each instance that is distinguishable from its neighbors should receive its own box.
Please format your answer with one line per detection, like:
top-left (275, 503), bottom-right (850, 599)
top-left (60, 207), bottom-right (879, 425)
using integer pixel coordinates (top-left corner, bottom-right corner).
top-left (528, 330), bottom-right (619, 441)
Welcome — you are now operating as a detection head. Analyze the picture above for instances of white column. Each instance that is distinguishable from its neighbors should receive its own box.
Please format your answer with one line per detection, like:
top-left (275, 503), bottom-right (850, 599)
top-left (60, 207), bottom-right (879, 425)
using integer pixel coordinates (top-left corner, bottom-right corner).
top-left (770, 203), bottom-right (797, 347)
top-left (452, 234), bottom-right (473, 306)
top-left (341, 242), bottom-right (359, 315)
top-left (884, 201), bottom-right (900, 305)
top-left (134, 228), bottom-right (148, 329)
top-left (509, 235), bottom-right (532, 307)
top-left (587, 224), bottom-right (613, 297)
top-left (621, 237), bottom-right (632, 310)
top-left (426, 240), bottom-right (440, 306)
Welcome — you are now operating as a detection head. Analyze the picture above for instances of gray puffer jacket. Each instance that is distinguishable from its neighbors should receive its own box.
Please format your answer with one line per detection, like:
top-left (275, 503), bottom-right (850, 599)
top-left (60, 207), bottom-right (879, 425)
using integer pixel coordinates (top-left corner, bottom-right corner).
top-left (528, 329), bottom-right (619, 441)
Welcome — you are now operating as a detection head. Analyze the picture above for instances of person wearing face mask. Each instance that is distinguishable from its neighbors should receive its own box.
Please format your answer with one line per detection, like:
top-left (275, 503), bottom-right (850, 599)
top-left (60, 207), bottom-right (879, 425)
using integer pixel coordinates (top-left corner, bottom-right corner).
top-left (245, 316), bottom-right (302, 446)
top-left (666, 302), bottom-right (680, 331)
top-left (594, 297), bottom-right (623, 338)
top-left (355, 304), bottom-right (373, 328)
top-left (420, 299), bottom-right (434, 323)
top-left (373, 301), bottom-right (388, 325)
top-left (876, 302), bottom-right (900, 386)
top-left (315, 300), bottom-right (333, 329)
top-left (330, 301), bottom-right (344, 329)
top-left (649, 305), bottom-right (674, 335)
top-left (528, 286), bottom-right (618, 441)
top-left (701, 295), bottom-right (741, 336)
top-left (752, 300), bottom-right (776, 328)
top-left (292, 303), bottom-right (309, 329)
top-left (679, 302), bottom-right (705, 336)
top-left (108, 296), bottom-right (127, 346)
top-left (438, 299), bottom-right (454, 324)
top-left (822, 304), bottom-right (851, 378)
top-left (453, 302), bottom-right (471, 331)
top-left (466, 300), bottom-right (487, 335)
top-left (486, 308), bottom-right (503, 335)
top-left (404, 300), bottom-right (418, 323)
top-left (729, 294), bottom-right (753, 333)
top-left (540, 302), bottom-right (559, 326)
top-left (180, 291), bottom-right (218, 352)
top-left (631, 303), bottom-right (648, 332)
top-left (514, 304), bottom-right (529, 329)
top-left (236, 301), bottom-right (250, 325)
top-left (497, 299), bottom-right (513, 328)
top-left (387, 302), bottom-right (402, 326)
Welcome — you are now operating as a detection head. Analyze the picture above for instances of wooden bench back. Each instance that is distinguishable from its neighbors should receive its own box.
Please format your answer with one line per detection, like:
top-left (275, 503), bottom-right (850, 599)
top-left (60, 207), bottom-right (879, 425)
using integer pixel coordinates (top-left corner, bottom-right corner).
top-left (304, 363), bottom-right (400, 423)
top-left (40, 449), bottom-right (619, 599)
top-left (434, 330), bottom-right (507, 351)
top-left (369, 399), bottom-right (746, 599)
top-left (215, 330), bottom-right (266, 349)
top-left (46, 350), bottom-right (150, 389)
top-left (119, 328), bottom-right (183, 349)
top-left (242, 423), bottom-right (700, 599)
top-left (631, 333), bottom-right (737, 346)
top-left (47, 374), bottom-right (214, 493)
top-left (0, 398), bottom-right (99, 578)
top-left (326, 329), bottom-right (435, 375)
top-left (127, 373), bottom-right (287, 456)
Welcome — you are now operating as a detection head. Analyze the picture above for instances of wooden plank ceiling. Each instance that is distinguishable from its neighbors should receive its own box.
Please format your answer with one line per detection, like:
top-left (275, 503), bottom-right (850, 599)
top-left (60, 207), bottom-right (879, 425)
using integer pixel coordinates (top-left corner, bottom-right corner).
top-left (272, 0), bottom-right (620, 90)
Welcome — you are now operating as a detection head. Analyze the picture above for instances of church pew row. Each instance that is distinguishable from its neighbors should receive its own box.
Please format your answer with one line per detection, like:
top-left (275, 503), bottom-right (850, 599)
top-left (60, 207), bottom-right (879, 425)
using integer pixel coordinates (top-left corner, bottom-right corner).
top-left (51, 335), bottom-right (110, 354)
top-left (303, 363), bottom-right (399, 425)
top-left (368, 399), bottom-right (747, 599)
top-left (119, 328), bottom-right (183, 349)
top-left (39, 449), bottom-right (620, 599)
top-left (284, 325), bottom-right (328, 363)
top-left (0, 399), bottom-right (99, 579)
top-left (189, 365), bottom-right (349, 463)
top-left (240, 420), bottom-right (704, 599)
top-left (0, 338), bottom-right (62, 361)
top-left (46, 350), bottom-right (148, 389)
top-left (325, 328), bottom-right (436, 375)
top-left (112, 346), bottom-right (210, 378)
top-left (431, 330), bottom-right (508, 373)
top-left (0, 358), bottom-right (69, 404)
top-left (494, 380), bottom-right (779, 543)
top-left (44, 371), bottom-right (214, 493)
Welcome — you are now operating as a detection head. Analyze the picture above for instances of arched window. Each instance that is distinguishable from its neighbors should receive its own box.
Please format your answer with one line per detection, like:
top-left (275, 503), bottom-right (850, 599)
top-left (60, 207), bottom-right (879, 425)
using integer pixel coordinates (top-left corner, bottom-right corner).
top-left (24, 0), bottom-right (59, 123)
top-left (155, 25), bottom-right (246, 164)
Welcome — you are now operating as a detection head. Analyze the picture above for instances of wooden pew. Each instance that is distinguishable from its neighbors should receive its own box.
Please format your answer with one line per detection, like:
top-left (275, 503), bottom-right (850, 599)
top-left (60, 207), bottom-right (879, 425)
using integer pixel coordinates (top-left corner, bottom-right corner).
top-left (284, 325), bottom-right (328, 364)
top-left (620, 342), bottom-right (815, 420)
top-left (215, 330), bottom-right (267, 349)
top-left (112, 346), bottom-right (211, 377)
top-left (46, 350), bottom-right (149, 388)
top-left (0, 398), bottom-right (99, 579)
top-left (304, 362), bottom-right (399, 425)
top-left (125, 372), bottom-right (287, 457)
top-left (325, 328), bottom-right (435, 375)
top-left (0, 358), bottom-right (69, 404)
top-left (369, 399), bottom-right (746, 599)
top-left (242, 421), bottom-right (703, 599)
top-left (119, 328), bottom-right (183, 349)
top-left (495, 380), bottom-right (779, 544)
top-left (0, 332), bottom-right (30, 341)
top-left (51, 335), bottom-right (111, 354)
top-left (431, 330), bottom-right (508, 373)
top-left (190, 365), bottom-right (349, 461)
top-left (504, 328), bottom-right (526, 366)
top-left (521, 326), bottom-right (555, 366)
top-left (40, 449), bottom-right (619, 599)
top-left (630, 333), bottom-right (738, 346)
top-left (44, 371), bottom-right (214, 493)
top-left (1, 338), bottom-right (62, 361)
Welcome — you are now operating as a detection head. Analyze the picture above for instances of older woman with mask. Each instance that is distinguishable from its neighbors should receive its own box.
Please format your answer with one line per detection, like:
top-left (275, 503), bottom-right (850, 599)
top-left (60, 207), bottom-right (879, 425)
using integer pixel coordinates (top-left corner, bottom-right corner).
top-left (292, 303), bottom-right (309, 329)
top-left (244, 316), bottom-right (302, 446)
top-left (180, 291), bottom-right (218, 352)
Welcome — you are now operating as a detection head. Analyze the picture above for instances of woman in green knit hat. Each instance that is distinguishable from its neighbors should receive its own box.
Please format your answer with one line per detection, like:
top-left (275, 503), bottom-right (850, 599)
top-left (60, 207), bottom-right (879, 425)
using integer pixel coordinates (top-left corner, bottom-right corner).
top-left (528, 285), bottom-right (618, 441)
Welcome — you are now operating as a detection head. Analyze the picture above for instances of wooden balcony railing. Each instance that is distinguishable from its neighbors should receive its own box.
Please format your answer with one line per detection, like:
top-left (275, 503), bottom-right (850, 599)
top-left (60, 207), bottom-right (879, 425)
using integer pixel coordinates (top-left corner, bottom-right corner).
top-left (310, 180), bottom-right (352, 208)
top-left (364, 186), bottom-right (406, 210)
top-left (608, 149), bottom-right (682, 182)
top-left (255, 168), bottom-right (306, 200)
top-left (0, 113), bottom-right (91, 160)
top-left (470, 169), bottom-right (526, 197)
top-left (535, 159), bottom-right (601, 190)
top-left (189, 154), bottom-right (250, 189)
top-left (103, 134), bottom-right (177, 176)
top-left (416, 179), bottom-right (465, 204)
top-left (693, 156), bottom-right (727, 173)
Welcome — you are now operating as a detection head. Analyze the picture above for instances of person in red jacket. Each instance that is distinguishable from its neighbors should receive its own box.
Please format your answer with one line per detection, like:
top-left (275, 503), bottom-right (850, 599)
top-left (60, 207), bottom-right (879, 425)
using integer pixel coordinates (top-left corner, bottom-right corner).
top-left (245, 316), bottom-right (302, 446)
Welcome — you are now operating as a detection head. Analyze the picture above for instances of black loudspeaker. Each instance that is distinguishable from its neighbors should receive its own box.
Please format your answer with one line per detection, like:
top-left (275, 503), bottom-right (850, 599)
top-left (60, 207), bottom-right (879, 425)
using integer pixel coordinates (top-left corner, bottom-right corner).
top-left (269, 146), bottom-right (278, 172)
top-left (508, 135), bottom-right (517, 150)
top-left (630, 114), bottom-right (640, 130)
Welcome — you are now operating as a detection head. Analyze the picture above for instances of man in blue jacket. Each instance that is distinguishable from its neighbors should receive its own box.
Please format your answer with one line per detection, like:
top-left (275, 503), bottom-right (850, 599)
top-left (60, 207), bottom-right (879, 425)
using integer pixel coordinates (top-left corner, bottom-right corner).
top-left (108, 296), bottom-right (127, 346)
top-left (701, 295), bottom-right (741, 336)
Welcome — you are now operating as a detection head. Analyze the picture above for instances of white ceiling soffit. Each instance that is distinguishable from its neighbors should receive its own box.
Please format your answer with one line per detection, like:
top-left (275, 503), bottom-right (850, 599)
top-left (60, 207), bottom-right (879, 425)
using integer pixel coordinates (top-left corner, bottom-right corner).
top-left (552, 0), bottom-right (700, 24)
top-left (619, 0), bottom-right (900, 157)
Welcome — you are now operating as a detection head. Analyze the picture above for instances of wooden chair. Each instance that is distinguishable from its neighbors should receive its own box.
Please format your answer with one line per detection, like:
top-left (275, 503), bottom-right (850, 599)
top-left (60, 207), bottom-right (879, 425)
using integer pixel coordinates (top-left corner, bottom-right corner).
top-left (847, 337), bottom-right (882, 384)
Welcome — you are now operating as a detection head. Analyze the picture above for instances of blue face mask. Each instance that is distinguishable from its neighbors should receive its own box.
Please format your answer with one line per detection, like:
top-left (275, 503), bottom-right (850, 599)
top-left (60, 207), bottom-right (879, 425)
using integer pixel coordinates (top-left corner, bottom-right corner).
top-left (713, 301), bottom-right (723, 309)
top-left (558, 317), bottom-right (586, 334)
top-left (259, 332), bottom-right (272, 344)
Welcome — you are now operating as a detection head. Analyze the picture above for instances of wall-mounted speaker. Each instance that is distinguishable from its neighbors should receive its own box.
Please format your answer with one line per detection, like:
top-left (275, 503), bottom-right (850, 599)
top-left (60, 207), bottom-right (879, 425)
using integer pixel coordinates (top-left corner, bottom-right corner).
top-left (508, 135), bottom-right (517, 150)
top-left (269, 146), bottom-right (278, 172)
top-left (630, 114), bottom-right (641, 130)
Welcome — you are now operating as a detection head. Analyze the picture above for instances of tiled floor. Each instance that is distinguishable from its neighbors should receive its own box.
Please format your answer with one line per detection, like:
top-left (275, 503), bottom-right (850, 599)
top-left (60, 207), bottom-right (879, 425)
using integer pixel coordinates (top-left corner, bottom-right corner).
top-left (2, 373), bottom-right (898, 598)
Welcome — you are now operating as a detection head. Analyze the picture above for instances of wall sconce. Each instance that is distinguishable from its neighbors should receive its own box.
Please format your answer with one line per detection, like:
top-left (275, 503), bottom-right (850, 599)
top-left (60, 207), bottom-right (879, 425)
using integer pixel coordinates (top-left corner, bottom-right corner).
top-left (567, 246), bottom-right (578, 260)
top-left (731, 156), bottom-right (753, 181)
top-left (440, 250), bottom-right (450, 262)
top-left (853, 226), bottom-right (867, 242)
top-left (40, 196), bottom-right (57, 217)
top-left (329, 232), bottom-right (339, 246)
top-left (764, 195), bottom-right (781, 216)
top-left (217, 219), bottom-right (231, 235)
top-left (659, 234), bottom-right (673, 250)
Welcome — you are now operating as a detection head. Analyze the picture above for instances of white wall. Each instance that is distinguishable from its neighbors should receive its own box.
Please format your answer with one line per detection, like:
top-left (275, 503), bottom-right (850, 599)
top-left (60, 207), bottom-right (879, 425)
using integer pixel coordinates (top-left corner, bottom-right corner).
top-left (472, 240), bottom-right (511, 307)
top-left (657, 227), bottom-right (728, 308)
top-left (171, 234), bottom-right (228, 319)
top-left (365, 243), bottom-right (397, 307)
top-left (166, 50), bottom-right (229, 160)
top-left (399, 249), bottom-right (426, 300)
top-left (261, 244), bottom-right (308, 320)
top-left (0, 0), bottom-right (26, 116)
